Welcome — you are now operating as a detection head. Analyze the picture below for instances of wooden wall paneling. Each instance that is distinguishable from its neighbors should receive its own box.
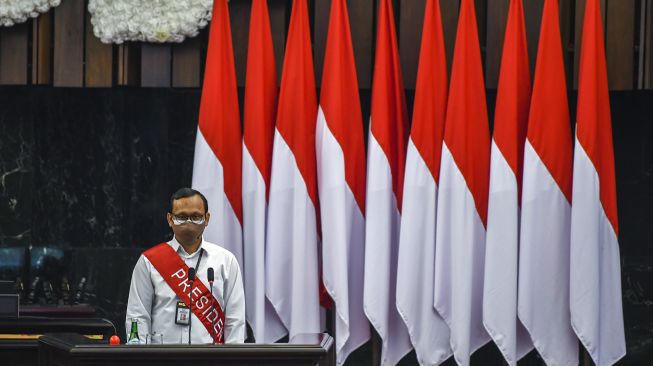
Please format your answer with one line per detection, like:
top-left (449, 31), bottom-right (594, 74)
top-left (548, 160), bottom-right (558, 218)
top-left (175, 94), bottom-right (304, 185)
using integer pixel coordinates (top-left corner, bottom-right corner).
top-left (599, 0), bottom-right (608, 29)
top-left (485, 0), bottom-right (509, 89)
top-left (172, 37), bottom-right (201, 88)
top-left (348, 0), bottom-right (374, 89)
top-left (85, 11), bottom-right (113, 87)
top-left (399, 0), bottom-right (426, 89)
top-left (269, 0), bottom-right (287, 85)
top-left (0, 0), bottom-right (642, 92)
top-left (574, 0), bottom-right (607, 88)
top-left (474, 0), bottom-right (487, 68)
top-left (313, 1), bottom-right (374, 89)
top-left (230, 1), bottom-right (252, 87)
top-left (118, 45), bottom-right (127, 86)
top-left (523, 0), bottom-right (544, 79)
top-left (141, 44), bottom-right (172, 87)
top-left (53, 0), bottom-right (84, 87)
top-left (605, 0), bottom-right (636, 90)
top-left (559, 0), bottom-right (574, 87)
top-left (314, 0), bottom-right (330, 86)
top-left (638, 0), bottom-right (653, 88)
top-left (440, 0), bottom-right (460, 75)
top-left (573, 0), bottom-right (585, 88)
top-left (637, 0), bottom-right (646, 88)
top-left (117, 44), bottom-right (140, 86)
top-left (32, 12), bottom-right (53, 84)
top-left (0, 23), bottom-right (28, 85)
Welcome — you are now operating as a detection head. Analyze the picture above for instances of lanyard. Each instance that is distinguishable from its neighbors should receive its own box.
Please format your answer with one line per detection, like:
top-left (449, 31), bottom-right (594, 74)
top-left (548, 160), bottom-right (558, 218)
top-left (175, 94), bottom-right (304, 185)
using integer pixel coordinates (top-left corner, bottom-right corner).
top-left (193, 248), bottom-right (204, 273)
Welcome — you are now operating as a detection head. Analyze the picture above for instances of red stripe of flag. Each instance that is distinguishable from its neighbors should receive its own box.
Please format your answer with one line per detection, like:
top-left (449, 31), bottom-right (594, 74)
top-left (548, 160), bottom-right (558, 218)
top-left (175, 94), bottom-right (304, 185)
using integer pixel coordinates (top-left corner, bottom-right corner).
top-left (525, 0), bottom-right (572, 203)
top-left (370, 0), bottom-right (409, 210)
top-left (275, 0), bottom-right (319, 211)
top-left (244, 0), bottom-right (277, 198)
top-left (443, 0), bottom-right (490, 226)
top-left (198, 0), bottom-right (242, 223)
top-left (319, 0), bottom-right (366, 211)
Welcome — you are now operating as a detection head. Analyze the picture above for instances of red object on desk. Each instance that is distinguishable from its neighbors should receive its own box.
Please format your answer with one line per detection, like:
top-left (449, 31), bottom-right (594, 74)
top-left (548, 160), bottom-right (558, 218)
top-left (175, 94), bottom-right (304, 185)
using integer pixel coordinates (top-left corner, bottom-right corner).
top-left (109, 335), bottom-right (120, 345)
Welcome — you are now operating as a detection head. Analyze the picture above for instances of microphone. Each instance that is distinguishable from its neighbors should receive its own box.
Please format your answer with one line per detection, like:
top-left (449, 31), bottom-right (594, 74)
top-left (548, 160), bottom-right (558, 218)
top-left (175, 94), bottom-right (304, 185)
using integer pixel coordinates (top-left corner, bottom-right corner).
top-left (73, 277), bottom-right (87, 305)
top-left (188, 267), bottom-right (196, 345)
top-left (61, 277), bottom-right (71, 305)
top-left (27, 276), bottom-right (40, 304)
top-left (42, 280), bottom-right (54, 304)
top-left (207, 268), bottom-right (214, 283)
top-left (207, 268), bottom-right (215, 344)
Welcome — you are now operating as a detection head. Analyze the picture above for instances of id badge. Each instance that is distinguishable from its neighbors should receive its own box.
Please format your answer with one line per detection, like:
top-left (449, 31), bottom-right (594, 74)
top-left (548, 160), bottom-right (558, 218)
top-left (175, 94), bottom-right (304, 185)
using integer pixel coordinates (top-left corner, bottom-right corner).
top-left (175, 301), bottom-right (190, 325)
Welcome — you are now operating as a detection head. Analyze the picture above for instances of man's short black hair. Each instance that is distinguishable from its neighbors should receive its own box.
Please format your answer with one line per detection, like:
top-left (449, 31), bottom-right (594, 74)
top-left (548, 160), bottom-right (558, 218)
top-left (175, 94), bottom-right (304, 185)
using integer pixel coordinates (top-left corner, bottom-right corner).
top-left (170, 188), bottom-right (209, 213)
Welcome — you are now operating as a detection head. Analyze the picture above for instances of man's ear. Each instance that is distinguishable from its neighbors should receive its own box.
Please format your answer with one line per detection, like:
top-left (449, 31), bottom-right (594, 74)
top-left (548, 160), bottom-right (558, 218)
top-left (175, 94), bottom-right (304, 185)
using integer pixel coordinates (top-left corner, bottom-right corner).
top-left (166, 212), bottom-right (173, 228)
top-left (204, 212), bottom-right (210, 227)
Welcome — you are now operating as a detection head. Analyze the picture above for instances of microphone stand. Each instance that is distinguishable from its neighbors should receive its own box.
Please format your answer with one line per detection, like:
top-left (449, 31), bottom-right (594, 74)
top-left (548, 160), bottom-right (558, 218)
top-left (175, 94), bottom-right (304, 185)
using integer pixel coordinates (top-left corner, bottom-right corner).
top-left (209, 286), bottom-right (215, 344)
top-left (208, 267), bottom-right (215, 345)
top-left (188, 268), bottom-right (196, 345)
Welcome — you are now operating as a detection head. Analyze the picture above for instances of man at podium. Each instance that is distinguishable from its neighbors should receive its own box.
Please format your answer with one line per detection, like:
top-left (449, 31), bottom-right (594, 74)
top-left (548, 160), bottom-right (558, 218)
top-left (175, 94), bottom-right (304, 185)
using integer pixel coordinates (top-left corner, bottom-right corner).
top-left (125, 188), bottom-right (245, 344)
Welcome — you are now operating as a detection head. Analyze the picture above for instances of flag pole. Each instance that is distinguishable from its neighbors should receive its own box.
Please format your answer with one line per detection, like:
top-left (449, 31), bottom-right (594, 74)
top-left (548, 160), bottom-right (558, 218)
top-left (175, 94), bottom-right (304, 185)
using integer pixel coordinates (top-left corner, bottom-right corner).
top-left (372, 328), bottom-right (382, 366)
top-left (580, 343), bottom-right (593, 366)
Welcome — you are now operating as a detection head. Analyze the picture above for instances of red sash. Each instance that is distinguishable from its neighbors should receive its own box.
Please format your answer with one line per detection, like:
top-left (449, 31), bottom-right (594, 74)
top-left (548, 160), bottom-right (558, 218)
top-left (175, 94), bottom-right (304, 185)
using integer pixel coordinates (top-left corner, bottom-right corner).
top-left (144, 243), bottom-right (225, 344)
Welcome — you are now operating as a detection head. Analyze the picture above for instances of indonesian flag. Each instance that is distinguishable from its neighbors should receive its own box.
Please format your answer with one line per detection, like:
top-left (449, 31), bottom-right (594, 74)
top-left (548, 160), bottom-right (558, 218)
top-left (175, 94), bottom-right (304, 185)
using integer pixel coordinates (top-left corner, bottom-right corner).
top-left (242, 0), bottom-right (286, 343)
top-left (517, 0), bottom-right (578, 365)
top-left (570, 0), bottom-right (626, 363)
top-left (432, 0), bottom-right (490, 364)
top-left (265, 0), bottom-right (320, 340)
top-left (316, 0), bottom-right (369, 364)
top-left (482, 0), bottom-right (533, 364)
top-left (362, 0), bottom-right (412, 365)
top-left (192, 0), bottom-right (243, 267)
top-left (395, 0), bottom-right (452, 364)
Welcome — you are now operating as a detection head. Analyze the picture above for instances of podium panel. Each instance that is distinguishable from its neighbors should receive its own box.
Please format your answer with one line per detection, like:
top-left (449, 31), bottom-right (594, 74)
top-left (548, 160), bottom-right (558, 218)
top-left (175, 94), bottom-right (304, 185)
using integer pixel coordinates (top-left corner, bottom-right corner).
top-left (38, 333), bottom-right (335, 366)
top-left (0, 317), bottom-right (114, 366)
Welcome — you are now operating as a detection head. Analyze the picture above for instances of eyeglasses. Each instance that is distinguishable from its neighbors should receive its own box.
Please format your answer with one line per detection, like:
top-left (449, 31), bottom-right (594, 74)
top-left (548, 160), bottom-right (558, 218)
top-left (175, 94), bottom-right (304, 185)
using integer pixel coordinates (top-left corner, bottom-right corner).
top-left (171, 214), bottom-right (206, 225)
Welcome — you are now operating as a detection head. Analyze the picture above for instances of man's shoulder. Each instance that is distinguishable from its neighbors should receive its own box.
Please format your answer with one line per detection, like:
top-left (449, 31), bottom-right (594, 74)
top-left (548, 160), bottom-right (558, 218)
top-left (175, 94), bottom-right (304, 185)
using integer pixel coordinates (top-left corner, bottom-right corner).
top-left (142, 242), bottom-right (173, 257)
top-left (202, 241), bottom-right (238, 261)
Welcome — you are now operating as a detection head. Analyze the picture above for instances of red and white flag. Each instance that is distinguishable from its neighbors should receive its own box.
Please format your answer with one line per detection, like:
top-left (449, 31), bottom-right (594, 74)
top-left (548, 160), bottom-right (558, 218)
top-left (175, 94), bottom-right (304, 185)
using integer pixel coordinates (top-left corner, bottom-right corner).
top-left (242, 0), bottom-right (286, 343)
top-left (482, 0), bottom-right (533, 364)
top-left (363, 0), bottom-right (412, 364)
top-left (433, 0), bottom-right (490, 364)
top-left (517, 0), bottom-right (578, 365)
top-left (316, 0), bottom-right (369, 364)
top-left (395, 0), bottom-right (452, 364)
top-left (265, 0), bottom-right (320, 340)
top-left (192, 0), bottom-right (243, 267)
top-left (571, 0), bottom-right (626, 363)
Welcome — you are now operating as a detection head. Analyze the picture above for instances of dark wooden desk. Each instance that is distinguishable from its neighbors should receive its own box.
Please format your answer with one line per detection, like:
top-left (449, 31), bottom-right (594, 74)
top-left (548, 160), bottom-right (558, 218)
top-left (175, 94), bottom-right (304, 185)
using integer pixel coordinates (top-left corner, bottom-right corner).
top-left (39, 332), bottom-right (335, 366)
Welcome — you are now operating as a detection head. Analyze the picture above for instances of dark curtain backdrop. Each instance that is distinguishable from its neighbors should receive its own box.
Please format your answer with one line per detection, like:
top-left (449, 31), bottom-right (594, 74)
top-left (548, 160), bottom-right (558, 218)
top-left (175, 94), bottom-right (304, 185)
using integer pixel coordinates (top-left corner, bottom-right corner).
top-left (0, 86), bottom-right (651, 365)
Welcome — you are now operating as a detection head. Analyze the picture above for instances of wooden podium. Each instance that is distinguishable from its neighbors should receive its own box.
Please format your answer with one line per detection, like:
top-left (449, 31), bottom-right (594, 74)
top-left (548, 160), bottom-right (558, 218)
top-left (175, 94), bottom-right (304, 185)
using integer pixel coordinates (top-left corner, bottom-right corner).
top-left (0, 317), bottom-right (114, 366)
top-left (38, 332), bottom-right (335, 366)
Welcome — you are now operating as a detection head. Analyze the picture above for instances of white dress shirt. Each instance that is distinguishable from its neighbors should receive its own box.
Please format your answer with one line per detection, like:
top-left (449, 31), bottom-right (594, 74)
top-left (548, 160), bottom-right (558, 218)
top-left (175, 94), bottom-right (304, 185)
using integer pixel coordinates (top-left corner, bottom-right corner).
top-left (126, 237), bottom-right (246, 344)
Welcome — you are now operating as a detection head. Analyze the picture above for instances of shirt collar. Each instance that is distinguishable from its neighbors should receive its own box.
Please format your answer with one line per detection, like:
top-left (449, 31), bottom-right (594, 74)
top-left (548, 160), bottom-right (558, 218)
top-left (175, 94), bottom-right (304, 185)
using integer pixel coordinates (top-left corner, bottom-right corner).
top-left (169, 236), bottom-right (206, 257)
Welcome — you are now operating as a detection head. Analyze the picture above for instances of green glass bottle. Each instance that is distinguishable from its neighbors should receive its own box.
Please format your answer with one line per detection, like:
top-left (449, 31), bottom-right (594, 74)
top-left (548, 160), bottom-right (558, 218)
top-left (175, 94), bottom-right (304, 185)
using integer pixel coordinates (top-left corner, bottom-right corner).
top-left (127, 319), bottom-right (141, 345)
